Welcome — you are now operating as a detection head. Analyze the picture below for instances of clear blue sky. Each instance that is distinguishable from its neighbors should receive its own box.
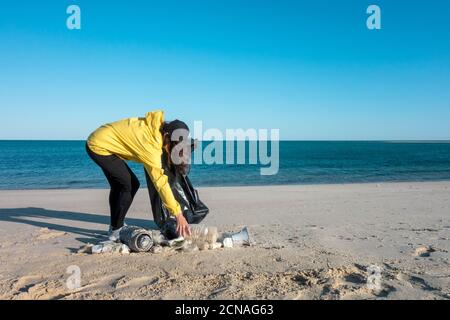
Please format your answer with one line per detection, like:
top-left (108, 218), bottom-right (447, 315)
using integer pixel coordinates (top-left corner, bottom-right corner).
top-left (1, 0), bottom-right (449, 140)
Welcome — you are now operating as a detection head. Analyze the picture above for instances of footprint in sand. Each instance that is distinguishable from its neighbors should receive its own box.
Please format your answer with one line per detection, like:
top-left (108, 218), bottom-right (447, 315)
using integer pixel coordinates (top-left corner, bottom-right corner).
top-left (112, 275), bottom-right (157, 289)
top-left (10, 275), bottom-right (66, 299)
top-left (35, 228), bottom-right (67, 240)
top-left (413, 246), bottom-right (436, 257)
top-left (291, 264), bottom-right (398, 300)
top-left (406, 275), bottom-right (450, 299)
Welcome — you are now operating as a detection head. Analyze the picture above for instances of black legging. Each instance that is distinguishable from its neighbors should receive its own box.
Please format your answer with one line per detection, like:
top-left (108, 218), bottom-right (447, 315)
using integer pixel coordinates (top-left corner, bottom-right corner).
top-left (86, 144), bottom-right (140, 230)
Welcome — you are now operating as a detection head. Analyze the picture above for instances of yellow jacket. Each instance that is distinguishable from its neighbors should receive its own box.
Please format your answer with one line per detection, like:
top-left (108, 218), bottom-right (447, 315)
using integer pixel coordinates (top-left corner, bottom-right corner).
top-left (87, 110), bottom-right (181, 216)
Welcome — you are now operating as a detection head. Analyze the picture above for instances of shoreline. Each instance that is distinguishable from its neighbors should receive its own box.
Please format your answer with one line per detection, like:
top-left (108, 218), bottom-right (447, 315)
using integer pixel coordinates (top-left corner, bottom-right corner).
top-left (2, 178), bottom-right (450, 192)
top-left (0, 181), bottom-right (449, 299)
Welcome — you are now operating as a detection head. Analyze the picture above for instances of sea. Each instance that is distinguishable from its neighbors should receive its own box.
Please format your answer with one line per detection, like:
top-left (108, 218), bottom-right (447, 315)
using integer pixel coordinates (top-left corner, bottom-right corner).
top-left (0, 140), bottom-right (450, 189)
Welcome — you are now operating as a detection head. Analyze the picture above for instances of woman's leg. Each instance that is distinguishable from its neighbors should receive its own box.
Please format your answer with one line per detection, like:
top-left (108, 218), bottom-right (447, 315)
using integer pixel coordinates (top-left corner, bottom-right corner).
top-left (86, 145), bottom-right (140, 229)
top-left (109, 164), bottom-right (140, 228)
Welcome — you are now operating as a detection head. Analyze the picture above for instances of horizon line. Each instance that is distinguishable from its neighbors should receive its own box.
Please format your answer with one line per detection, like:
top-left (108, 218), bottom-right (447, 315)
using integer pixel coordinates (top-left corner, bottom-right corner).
top-left (1, 139), bottom-right (450, 143)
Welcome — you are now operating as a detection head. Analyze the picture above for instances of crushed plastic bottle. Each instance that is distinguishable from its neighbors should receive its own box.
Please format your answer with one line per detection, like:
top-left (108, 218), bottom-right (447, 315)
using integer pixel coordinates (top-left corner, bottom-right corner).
top-left (91, 241), bottom-right (130, 254)
top-left (119, 226), bottom-right (154, 252)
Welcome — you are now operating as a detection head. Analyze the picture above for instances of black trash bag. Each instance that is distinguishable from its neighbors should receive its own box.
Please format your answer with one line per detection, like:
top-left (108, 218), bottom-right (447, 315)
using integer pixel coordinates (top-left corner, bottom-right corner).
top-left (145, 150), bottom-right (209, 239)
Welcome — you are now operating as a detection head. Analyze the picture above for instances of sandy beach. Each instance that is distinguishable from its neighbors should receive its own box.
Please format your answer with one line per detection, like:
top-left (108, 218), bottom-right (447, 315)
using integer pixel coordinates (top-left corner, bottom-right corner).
top-left (0, 182), bottom-right (449, 300)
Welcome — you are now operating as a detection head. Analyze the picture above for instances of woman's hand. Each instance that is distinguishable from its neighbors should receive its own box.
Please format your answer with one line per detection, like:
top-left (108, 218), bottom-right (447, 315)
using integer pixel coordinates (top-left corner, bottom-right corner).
top-left (175, 213), bottom-right (191, 237)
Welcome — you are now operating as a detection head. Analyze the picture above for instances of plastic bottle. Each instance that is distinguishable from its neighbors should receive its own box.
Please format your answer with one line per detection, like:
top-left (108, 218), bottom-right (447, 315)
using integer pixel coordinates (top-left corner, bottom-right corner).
top-left (186, 225), bottom-right (218, 244)
top-left (92, 242), bottom-right (113, 254)
top-left (119, 226), bottom-right (154, 252)
top-left (91, 241), bottom-right (130, 254)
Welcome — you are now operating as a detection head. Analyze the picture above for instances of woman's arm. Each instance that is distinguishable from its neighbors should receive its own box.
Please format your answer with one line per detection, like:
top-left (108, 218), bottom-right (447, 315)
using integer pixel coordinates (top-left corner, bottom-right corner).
top-left (144, 164), bottom-right (181, 216)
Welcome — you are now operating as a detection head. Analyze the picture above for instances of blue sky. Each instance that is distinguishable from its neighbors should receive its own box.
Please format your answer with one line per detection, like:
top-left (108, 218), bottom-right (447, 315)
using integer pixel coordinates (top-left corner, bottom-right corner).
top-left (0, 0), bottom-right (449, 140)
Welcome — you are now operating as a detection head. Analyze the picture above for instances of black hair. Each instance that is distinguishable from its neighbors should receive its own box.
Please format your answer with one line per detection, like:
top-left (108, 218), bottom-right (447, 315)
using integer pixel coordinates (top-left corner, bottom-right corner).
top-left (161, 120), bottom-right (189, 137)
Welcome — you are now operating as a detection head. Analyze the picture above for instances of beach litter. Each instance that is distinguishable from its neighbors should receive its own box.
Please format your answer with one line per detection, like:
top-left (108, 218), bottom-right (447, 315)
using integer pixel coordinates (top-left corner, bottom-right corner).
top-left (78, 225), bottom-right (251, 255)
top-left (222, 227), bottom-right (251, 246)
top-left (222, 238), bottom-right (233, 248)
top-left (119, 226), bottom-right (153, 252)
top-left (92, 241), bottom-right (130, 254)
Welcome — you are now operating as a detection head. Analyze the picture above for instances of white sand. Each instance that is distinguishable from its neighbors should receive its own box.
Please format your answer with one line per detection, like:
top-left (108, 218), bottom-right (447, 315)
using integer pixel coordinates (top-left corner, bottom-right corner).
top-left (0, 182), bottom-right (449, 300)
